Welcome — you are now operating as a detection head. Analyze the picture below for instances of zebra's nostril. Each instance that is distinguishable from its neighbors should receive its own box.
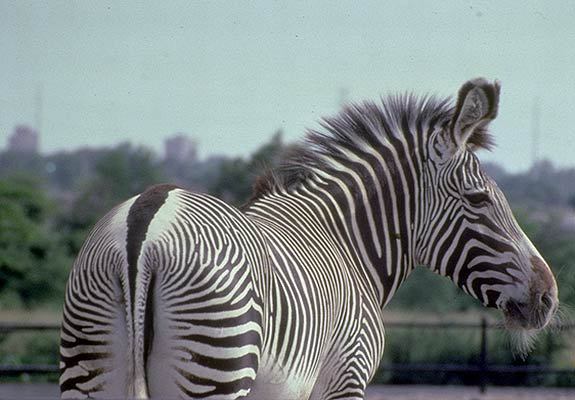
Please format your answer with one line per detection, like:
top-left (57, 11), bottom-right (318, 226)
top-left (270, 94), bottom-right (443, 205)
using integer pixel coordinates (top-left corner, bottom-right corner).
top-left (539, 292), bottom-right (558, 316)
top-left (541, 292), bottom-right (553, 308)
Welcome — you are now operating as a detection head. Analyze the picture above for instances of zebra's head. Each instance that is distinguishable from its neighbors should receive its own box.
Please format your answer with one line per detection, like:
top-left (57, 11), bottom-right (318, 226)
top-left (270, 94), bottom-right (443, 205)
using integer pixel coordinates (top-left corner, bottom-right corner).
top-left (417, 78), bottom-right (558, 334)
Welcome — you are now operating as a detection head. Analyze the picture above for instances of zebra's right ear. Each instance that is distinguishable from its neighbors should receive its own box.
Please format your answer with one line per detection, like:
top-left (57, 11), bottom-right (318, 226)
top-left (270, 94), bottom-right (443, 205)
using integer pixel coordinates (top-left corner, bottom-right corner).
top-left (432, 79), bottom-right (500, 163)
top-left (450, 78), bottom-right (500, 152)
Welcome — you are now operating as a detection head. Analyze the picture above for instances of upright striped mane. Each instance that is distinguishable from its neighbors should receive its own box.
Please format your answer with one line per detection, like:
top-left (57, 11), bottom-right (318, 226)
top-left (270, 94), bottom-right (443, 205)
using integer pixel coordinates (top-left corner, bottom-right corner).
top-left (250, 94), bottom-right (455, 202)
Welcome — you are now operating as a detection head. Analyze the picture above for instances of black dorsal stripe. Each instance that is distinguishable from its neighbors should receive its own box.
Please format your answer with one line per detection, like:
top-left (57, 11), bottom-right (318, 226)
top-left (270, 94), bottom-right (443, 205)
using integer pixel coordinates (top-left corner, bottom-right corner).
top-left (126, 184), bottom-right (179, 315)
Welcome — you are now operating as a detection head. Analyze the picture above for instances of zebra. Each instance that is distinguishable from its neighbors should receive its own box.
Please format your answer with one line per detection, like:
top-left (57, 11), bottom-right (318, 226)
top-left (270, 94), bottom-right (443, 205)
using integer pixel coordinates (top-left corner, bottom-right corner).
top-left (60, 78), bottom-right (558, 399)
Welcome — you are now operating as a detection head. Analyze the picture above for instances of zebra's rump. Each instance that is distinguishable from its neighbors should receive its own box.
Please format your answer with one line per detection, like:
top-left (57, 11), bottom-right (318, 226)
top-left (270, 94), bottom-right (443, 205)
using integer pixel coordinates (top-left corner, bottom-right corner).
top-left (60, 189), bottom-right (267, 399)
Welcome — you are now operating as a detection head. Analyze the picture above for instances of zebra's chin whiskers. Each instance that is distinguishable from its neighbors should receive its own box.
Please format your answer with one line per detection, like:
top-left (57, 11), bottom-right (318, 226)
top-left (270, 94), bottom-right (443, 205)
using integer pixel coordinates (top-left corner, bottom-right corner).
top-left (507, 327), bottom-right (538, 360)
top-left (504, 303), bottom-right (563, 360)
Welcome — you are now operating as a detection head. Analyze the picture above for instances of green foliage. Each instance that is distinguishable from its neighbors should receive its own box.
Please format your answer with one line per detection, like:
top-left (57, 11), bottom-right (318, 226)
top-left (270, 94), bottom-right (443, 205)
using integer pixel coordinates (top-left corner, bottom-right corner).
top-left (0, 331), bottom-right (59, 366)
top-left (66, 143), bottom-right (165, 230)
top-left (210, 157), bottom-right (254, 204)
top-left (209, 131), bottom-right (285, 205)
top-left (388, 267), bottom-right (481, 312)
top-left (377, 325), bottom-right (479, 385)
top-left (0, 176), bottom-right (70, 308)
top-left (514, 209), bottom-right (575, 310)
top-left (0, 174), bottom-right (49, 222)
top-left (0, 331), bottom-right (60, 382)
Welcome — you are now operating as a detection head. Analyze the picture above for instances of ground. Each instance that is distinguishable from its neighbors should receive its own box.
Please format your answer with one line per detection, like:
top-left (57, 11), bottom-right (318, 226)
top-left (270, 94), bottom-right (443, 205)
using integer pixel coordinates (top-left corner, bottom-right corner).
top-left (1, 384), bottom-right (574, 400)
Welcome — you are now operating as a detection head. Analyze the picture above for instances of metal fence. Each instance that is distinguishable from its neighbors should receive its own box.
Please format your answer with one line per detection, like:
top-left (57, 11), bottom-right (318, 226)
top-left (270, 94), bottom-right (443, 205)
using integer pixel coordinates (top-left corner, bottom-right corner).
top-left (1, 318), bottom-right (574, 392)
top-left (0, 323), bottom-right (60, 375)
top-left (376, 319), bottom-right (575, 392)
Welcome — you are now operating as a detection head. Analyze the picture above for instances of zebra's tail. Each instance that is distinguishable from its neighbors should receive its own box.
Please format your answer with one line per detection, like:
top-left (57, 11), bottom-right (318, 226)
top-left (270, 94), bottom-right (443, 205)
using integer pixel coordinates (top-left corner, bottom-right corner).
top-left (131, 264), bottom-right (153, 399)
top-left (125, 184), bottom-right (180, 399)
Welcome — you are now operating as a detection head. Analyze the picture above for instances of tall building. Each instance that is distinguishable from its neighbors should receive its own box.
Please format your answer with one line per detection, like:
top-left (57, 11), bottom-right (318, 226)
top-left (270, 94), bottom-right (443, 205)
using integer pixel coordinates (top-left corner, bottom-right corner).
top-left (7, 125), bottom-right (39, 153)
top-left (164, 133), bottom-right (197, 163)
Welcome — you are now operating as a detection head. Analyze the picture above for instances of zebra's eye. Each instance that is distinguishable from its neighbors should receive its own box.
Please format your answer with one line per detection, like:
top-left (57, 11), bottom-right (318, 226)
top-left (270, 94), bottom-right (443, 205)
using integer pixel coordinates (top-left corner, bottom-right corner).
top-left (464, 191), bottom-right (491, 206)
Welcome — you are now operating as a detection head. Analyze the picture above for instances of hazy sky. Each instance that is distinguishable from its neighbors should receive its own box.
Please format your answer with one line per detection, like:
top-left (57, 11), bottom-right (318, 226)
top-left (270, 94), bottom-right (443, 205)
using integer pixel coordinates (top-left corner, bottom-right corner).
top-left (1, 1), bottom-right (574, 171)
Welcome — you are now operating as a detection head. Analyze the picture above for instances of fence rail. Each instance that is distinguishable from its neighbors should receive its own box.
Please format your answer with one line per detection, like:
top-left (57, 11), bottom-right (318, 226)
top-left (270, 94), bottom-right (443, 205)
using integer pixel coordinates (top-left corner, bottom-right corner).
top-left (2, 319), bottom-right (574, 392)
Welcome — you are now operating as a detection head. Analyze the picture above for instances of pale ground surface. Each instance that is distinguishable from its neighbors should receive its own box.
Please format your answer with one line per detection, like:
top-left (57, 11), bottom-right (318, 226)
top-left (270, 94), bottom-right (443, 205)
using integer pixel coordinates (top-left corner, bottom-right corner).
top-left (1, 384), bottom-right (575, 400)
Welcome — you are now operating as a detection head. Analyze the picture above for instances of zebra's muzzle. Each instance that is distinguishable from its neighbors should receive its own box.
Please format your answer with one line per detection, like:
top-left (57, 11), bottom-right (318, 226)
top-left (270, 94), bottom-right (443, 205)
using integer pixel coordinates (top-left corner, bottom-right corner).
top-left (503, 255), bottom-right (559, 330)
top-left (503, 291), bottom-right (558, 330)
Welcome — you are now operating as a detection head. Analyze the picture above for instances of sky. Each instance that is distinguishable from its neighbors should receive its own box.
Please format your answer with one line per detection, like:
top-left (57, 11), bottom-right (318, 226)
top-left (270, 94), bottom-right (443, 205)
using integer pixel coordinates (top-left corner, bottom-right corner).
top-left (1, 1), bottom-right (574, 172)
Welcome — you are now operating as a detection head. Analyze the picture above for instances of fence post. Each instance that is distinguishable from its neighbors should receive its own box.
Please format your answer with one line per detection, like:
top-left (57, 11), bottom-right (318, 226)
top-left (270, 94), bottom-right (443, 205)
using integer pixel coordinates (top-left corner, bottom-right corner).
top-left (479, 316), bottom-right (488, 393)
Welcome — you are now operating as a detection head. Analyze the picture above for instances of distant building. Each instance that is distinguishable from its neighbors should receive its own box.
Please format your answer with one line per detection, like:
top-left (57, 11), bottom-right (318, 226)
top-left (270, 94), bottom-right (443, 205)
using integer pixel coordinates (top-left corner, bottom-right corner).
top-left (7, 125), bottom-right (39, 153)
top-left (164, 133), bottom-right (197, 163)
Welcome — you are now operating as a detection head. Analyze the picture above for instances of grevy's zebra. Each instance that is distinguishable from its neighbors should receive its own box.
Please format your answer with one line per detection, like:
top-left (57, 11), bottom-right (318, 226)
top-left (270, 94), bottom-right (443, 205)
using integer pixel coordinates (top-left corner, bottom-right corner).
top-left (60, 79), bottom-right (558, 399)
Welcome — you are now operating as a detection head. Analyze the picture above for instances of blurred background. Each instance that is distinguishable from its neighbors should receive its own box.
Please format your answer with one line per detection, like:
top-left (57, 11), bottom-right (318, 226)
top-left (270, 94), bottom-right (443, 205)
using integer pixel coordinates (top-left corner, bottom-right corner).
top-left (1, 1), bottom-right (574, 396)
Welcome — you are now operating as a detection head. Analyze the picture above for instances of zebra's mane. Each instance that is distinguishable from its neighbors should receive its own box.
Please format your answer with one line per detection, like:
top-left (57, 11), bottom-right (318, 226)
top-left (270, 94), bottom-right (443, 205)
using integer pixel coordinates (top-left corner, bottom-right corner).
top-left (248, 93), bottom-right (493, 204)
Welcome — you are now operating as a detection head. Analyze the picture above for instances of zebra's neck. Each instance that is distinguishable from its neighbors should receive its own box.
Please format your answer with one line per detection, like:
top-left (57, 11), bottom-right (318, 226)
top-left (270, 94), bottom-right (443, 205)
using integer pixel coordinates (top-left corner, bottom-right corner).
top-left (309, 138), bottom-right (423, 307)
top-left (248, 137), bottom-right (425, 309)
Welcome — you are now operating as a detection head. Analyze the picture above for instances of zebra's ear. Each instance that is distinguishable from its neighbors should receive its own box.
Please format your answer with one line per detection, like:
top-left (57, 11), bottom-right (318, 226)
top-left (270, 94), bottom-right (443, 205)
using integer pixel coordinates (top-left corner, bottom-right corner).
top-left (450, 78), bottom-right (500, 151)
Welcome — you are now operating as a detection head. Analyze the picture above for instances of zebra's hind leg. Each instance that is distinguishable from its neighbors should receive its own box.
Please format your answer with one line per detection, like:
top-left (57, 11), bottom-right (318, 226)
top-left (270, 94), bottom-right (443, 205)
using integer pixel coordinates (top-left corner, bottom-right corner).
top-left (308, 381), bottom-right (368, 400)
top-left (308, 361), bottom-right (370, 400)
top-left (60, 252), bottom-right (131, 399)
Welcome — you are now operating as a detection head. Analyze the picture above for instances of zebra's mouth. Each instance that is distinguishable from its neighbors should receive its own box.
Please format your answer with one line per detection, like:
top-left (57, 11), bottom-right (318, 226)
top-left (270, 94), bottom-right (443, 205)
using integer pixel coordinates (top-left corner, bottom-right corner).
top-left (503, 299), bottom-right (532, 329)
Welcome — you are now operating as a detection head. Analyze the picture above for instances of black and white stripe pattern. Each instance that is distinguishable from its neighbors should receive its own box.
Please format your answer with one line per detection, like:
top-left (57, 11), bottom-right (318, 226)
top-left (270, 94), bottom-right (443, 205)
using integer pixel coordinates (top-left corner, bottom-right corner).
top-left (60, 78), bottom-right (557, 399)
top-left (61, 187), bottom-right (268, 399)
